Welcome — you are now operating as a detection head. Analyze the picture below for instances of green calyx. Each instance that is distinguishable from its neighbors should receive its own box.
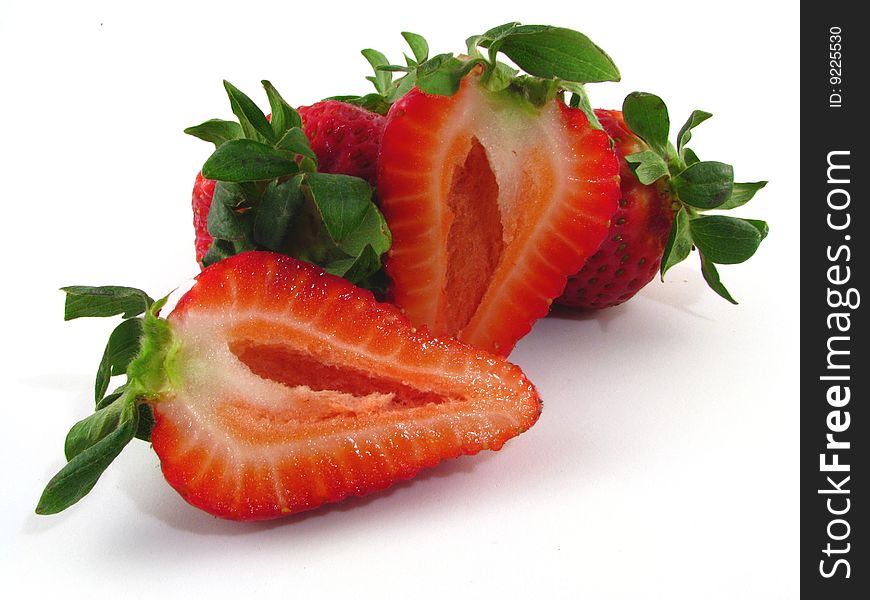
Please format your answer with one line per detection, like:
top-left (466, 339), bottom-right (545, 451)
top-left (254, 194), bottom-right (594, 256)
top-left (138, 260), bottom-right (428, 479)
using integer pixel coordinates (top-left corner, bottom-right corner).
top-left (621, 92), bottom-right (769, 303)
top-left (185, 81), bottom-right (391, 295)
top-left (333, 23), bottom-right (620, 125)
top-left (36, 287), bottom-right (177, 515)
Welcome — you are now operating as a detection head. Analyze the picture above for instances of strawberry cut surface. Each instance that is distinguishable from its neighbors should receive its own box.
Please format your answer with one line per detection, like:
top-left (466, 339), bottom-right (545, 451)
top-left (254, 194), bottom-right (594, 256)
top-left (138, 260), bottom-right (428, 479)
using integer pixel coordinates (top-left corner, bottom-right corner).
top-left (377, 76), bottom-right (620, 355)
top-left (150, 251), bottom-right (540, 520)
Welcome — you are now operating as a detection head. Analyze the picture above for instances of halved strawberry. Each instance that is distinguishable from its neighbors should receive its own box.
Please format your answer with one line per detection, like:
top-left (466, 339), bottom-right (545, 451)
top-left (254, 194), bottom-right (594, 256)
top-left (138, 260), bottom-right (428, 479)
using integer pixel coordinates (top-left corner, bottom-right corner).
top-left (378, 74), bottom-right (620, 355)
top-left (37, 252), bottom-right (540, 520)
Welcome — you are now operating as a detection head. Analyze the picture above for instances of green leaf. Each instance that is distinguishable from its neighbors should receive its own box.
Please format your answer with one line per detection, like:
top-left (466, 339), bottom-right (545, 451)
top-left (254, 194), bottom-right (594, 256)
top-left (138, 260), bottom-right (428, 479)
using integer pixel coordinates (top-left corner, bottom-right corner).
top-left (559, 82), bottom-right (601, 128)
top-left (682, 147), bottom-right (701, 166)
top-left (362, 49), bottom-right (392, 95)
top-left (623, 92), bottom-right (670, 156)
top-left (385, 73), bottom-right (417, 103)
top-left (743, 219), bottom-right (769, 241)
top-left (415, 54), bottom-right (481, 96)
top-left (135, 403), bottom-right (155, 442)
top-left (94, 317), bottom-right (143, 403)
top-left (492, 26), bottom-right (620, 84)
top-left (65, 396), bottom-right (127, 461)
top-left (62, 286), bottom-right (153, 321)
top-left (202, 138), bottom-right (298, 182)
top-left (717, 181), bottom-right (767, 210)
top-left (672, 161), bottom-right (734, 209)
top-left (36, 398), bottom-right (138, 515)
top-left (207, 198), bottom-right (253, 245)
top-left (660, 207), bottom-right (692, 278)
top-left (699, 252), bottom-right (737, 304)
top-left (253, 178), bottom-right (305, 251)
top-left (275, 127), bottom-right (316, 160)
top-left (325, 94), bottom-right (391, 115)
top-left (677, 110), bottom-right (712, 153)
top-left (262, 80), bottom-right (301, 139)
top-left (324, 244), bottom-right (381, 284)
top-left (304, 173), bottom-right (372, 243)
top-left (402, 32), bottom-right (429, 63)
top-left (95, 384), bottom-right (126, 410)
top-left (625, 150), bottom-right (669, 185)
top-left (183, 119), bottom-right (243, 149)
top-left (201, 239), bottom-right (235, 268)
top-left (334, 202), bottom-right (392, 257)
top-left (689, 215), bottom-right (763, 264)
top-left (223, 81), bottom-right (274, 143)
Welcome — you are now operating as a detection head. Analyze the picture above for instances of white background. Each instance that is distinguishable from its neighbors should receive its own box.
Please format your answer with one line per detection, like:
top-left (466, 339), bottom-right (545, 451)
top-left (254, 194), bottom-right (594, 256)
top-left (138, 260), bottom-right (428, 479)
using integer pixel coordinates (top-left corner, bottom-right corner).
top-left (0, 1), bottom-right (799, 597)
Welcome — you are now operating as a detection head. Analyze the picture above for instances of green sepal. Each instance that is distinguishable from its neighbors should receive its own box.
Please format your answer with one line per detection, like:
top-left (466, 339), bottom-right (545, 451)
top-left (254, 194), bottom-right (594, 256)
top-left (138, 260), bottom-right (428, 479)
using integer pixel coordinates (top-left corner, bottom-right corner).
top-left (689, 215), bottom-right (764, 264)
top-left (625, 150), bottom-right (669, 185)
top-left (660, 207), bottom-right (693, 278)
top-left (223, 80), bottom-right (274, 144)
top-left (671, 161), bottom-right (734, 209)
top-left (362, 49), bottom-right (393, 95)
top-left (415, 54), bottom-right (482, 96)
top-left (677, 110), bottom-right (712, 152)
top-left (476, 25), bottom-right (619, 84)
top-left (94, 317), bottom-right (143, 404)
top-left (325, 94), bottom-right (391, 115)
top-left (276, 127), bottom-right (316, 161)
top-left (64, 396), bottom-right (128, 461)
top-left (699, 252), bottom-right (737, 304)
top-left (262, 80), bottom-right (302, 139)
top-left (253, 177), bottom-right (306, 251)
top-left (62, 286), bottom-right (153, 321)
top-left (324, 244), bottom-right (381, 285)
top-left (201, 239), bottom-right (235, 268)
top-left (559, 82), bottom-right (601, 129)
top-left (305, 173), bottom-right (375, 243)
top-left (717, 181), bottom-right (767, 210)
top-left (36, 396), bottom-right (138, 515)
top-left (135, 403), bottom-right (155, 442)
top-left (623, 92), bottom-right (670, 157)
top-left (202, 138), bottom-right (299, 182)
top-left (183, 119), bottom-right (243, 149)
top-left (402, 32), bottom-right (429, 63)
top-left (682, 147), bottom-right (701, 166)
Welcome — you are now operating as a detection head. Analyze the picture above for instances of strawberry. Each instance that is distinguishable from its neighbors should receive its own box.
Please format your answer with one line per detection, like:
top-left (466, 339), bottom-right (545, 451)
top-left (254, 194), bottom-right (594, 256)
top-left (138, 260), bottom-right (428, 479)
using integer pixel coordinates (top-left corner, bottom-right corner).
top-left (184, 81), bottom-right (392, 293)
top-left (296, 100), bottom-right (385, 185)
top-left (192, 171), bottom-right (216, 265)
top-left (188, 93), bottom-right (386, 269)
top-left (558, 94), bottom-right (768, 308)
top-left (375, 25), bottom-right (623, 355)
top-left (558, 110), bottom-right (674, 308)
top-left (36, 252), bottom-right (540, 520)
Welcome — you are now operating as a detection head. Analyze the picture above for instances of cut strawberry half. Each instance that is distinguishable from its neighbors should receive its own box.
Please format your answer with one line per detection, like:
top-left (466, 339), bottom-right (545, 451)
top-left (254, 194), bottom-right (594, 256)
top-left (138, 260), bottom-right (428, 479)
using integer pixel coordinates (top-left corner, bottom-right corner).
top-left (377, 74), bottom-right (620, 355)
top-left (37, 251), bottom-right (540, 521)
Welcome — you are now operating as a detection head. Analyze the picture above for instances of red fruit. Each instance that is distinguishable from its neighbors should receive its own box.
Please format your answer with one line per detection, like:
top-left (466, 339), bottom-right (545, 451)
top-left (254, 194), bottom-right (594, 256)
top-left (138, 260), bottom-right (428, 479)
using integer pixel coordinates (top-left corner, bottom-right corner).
top-left (145, 252), bottom-right (540, 520)
top-left (297, 100), bottom-right (385, 185)
top-left (558, 110), bottom-right (675, 309)
top-left (377, 75), bottom-right (620, 355)
top-left (192, 172), bottom-right (216, 266)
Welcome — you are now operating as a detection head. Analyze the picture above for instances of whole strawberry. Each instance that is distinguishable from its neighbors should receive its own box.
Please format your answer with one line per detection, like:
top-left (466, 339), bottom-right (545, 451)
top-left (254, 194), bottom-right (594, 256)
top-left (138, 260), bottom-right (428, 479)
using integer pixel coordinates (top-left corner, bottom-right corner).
top-left (558, 93), bottom-right (768, 308)
top-left (184, 81), bottom-right (391, 292)
top-left (187, 87), bottom-right (386, 269)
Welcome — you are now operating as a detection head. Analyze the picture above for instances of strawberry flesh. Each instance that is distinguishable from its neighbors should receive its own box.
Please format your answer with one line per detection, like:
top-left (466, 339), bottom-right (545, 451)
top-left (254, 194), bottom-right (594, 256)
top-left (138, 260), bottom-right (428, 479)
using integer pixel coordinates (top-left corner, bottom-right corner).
top-left (378, 76), bottom-right (620, 354)
top-left (150, 251), bottom-right (540, 520)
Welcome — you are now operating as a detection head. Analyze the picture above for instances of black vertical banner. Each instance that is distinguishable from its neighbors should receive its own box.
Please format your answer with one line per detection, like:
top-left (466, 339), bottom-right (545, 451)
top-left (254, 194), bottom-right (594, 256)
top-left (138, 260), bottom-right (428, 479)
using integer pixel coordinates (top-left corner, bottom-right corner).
top-left (802, 4), bottom-right (867, 597)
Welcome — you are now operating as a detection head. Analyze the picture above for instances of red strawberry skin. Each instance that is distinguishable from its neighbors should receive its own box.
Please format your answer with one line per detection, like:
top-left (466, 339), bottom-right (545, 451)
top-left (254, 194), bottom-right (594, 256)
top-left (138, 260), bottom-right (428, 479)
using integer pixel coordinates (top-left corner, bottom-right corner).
top-left (377, 78), bottom-right (620, 355)
top-left (192, 172), bottom-right (216, 266)
top-left (297, 100), bottom-right (385, 185)
top-left (150, 251), bottom-right (540, 520)
top-left (557, 110), bottom-right (676, 308)
top-left (192, 102), bottom-right (385, 267)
